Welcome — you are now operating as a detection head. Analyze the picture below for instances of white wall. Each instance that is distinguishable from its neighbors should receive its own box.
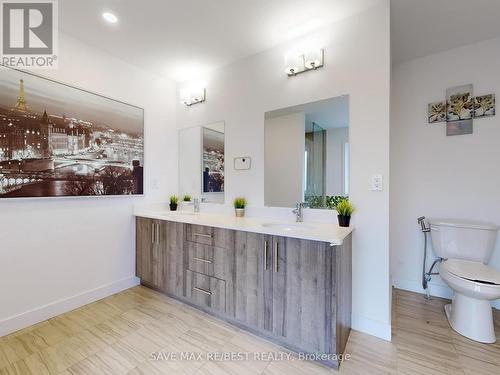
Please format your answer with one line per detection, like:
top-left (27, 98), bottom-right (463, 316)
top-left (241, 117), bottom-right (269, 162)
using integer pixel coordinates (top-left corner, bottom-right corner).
top-left (265, 112), bottom-right (305, 207)
top-left (391, 37), bottom-right (500, 309)
top-left (0, 33), bottom-right (177, 335)
top-left (179, 126), bottom-right (202, 199)
top-left (326, 127), bottom-right (349, 196)
top-left (176, 3), bottom-right (391, 340)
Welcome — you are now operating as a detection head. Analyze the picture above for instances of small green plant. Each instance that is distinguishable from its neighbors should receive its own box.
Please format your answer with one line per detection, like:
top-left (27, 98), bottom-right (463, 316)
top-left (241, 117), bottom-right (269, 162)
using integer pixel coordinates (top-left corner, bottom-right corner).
top-left (234, 197), bottom-right (246, 209)
top-left (335, 199), bottom-right (354, 216)
top-left (182, 195), bottom-right (192, 202)
top-left (169, 195), bottom-right (178, 205)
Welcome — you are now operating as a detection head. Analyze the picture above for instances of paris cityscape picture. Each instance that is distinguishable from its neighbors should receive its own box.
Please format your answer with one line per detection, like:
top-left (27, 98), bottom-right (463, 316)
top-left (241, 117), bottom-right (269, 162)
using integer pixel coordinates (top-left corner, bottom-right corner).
top-left (0, 67), bottom-right (144, 198)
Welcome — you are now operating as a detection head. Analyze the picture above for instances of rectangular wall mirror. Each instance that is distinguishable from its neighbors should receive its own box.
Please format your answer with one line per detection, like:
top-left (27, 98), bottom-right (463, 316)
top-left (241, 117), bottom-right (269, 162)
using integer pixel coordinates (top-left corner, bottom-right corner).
top-left (179, 121), bottom-right (225, 204)
top-left (264, 95), bottom-right (349, 209)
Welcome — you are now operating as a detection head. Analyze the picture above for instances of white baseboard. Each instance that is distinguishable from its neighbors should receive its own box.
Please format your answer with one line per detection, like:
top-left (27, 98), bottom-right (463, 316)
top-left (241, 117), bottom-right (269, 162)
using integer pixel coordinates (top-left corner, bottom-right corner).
top-left (0, 276), bottom-right (140, 337)
top-left (393, 277), bottom-right (452, 300)
top-left (392, 277), bottom-right (500, 309)
top-left (351, 314), bottom-right (392, 341)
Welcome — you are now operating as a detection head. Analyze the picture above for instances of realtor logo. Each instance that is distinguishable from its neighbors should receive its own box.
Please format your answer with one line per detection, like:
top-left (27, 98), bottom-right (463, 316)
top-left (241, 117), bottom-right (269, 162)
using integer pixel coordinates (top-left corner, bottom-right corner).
top-left (1, 0), bottom-right (58, 68)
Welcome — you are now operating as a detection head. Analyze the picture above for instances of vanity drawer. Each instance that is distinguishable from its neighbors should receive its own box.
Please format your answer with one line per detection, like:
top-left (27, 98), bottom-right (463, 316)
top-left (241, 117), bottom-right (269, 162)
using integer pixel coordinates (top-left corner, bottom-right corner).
top-left (185, 270), bottom-right (226, 313)
top-left (187, 242), bottom-right (227, 279)
top-left (186, 224), bottom-right (234, 248)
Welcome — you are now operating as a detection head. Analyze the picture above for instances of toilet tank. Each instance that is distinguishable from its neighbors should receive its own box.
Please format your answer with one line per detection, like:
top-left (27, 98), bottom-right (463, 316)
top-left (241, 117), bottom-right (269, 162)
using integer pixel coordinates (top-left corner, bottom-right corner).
top-left (429, 218), bottom-right (499, 263)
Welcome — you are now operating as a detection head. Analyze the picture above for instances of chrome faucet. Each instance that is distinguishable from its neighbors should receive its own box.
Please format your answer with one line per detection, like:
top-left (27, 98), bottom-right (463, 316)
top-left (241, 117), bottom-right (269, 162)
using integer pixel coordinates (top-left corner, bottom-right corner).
top-left (292, 202), bottom-right (306, 222)
top-left (193, 198), bottom-right (200, 213)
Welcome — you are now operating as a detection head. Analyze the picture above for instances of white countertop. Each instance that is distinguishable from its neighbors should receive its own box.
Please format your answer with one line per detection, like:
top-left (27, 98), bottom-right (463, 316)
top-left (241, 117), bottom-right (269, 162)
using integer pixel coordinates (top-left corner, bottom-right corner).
top-left (134, 208), bottom-right (353, 245)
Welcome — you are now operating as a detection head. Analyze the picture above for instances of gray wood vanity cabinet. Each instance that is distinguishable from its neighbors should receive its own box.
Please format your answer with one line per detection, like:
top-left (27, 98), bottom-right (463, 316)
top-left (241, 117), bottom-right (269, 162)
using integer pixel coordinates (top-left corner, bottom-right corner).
top-left (163, 220), bottom-right (185, 298)
top-left (135, 216), bottom-right (352, 368)
top-left (184, 223), bottom-right (236, 315)
top-left (136, 217), bottom-right (166, 291)
top-left (233, 231), bottom-right (271, 330)
top-left (136, 217), bottom-right (184, 297)
top-left (233, 232), bottom-right (353, 363)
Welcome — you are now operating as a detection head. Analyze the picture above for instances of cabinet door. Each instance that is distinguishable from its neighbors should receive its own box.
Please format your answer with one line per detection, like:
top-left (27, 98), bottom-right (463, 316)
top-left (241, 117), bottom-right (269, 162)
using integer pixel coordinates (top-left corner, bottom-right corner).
top-left (270, 236), bottom-right (286, 336)
top-left (163, 221), bottom-right (185, 297)
top-left (136, 217), bottom-right (163, 289)
top-left (234, 231), bottom-right (273, 331)
top-left (272, 237), bottom-right (333, 353)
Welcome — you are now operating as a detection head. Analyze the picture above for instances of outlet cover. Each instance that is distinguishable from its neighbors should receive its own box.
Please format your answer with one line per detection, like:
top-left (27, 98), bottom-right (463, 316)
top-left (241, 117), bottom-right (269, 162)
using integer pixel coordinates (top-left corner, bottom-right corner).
top-left (371, 174), bottom-right (383, 191)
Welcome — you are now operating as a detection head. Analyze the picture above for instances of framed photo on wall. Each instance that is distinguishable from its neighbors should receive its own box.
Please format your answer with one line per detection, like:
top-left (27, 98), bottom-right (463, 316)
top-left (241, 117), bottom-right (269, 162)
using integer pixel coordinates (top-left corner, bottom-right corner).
top-left (0, 66), bottom-right (144, 198)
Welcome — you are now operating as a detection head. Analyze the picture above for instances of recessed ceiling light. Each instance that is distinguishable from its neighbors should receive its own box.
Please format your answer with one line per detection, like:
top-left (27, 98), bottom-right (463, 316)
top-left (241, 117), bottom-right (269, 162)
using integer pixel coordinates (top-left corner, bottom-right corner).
top-left (102, 12), bottom-right (118, 24)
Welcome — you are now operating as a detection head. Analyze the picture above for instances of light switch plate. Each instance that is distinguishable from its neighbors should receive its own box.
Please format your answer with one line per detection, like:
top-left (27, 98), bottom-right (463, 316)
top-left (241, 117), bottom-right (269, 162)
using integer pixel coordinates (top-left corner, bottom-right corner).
top-left (151, 178), bottom-right (159, 190)
top-left (371, 174), bottom-right (383, 191)
top-left (234, 157), bottom-right (251, 170)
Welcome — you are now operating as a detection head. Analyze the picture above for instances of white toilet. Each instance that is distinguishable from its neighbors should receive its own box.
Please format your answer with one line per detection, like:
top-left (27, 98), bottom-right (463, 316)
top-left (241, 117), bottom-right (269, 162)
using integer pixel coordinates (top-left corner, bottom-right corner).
top-left (429, 218), bottom-right (500, 343)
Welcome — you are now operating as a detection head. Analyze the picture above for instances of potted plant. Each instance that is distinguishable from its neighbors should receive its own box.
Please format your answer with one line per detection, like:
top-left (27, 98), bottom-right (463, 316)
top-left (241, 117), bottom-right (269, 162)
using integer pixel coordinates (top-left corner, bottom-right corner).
top-left (169, 195), bottom-right (178, 211)
top-left (335, 199), bottom-right (354, 227)
top-left (234, 197), bottom-right (246, 217)
top-left (182, 195), bottom-right (192, 202)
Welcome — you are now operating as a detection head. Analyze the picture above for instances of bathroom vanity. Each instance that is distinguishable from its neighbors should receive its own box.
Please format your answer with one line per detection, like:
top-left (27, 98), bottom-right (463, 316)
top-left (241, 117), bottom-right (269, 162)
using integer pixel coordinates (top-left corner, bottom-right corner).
top-left (134, 210), bottom-right (353, 368)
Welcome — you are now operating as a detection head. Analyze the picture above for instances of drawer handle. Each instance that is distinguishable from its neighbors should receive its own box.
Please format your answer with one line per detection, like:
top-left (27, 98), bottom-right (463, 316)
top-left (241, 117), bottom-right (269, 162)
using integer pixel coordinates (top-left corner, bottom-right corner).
top-left (193, 287), bottom-right (212, 296)
top-left (193, 233), bottom-right (213, 239)
top-left (193, 257), bottom-right (213, 264)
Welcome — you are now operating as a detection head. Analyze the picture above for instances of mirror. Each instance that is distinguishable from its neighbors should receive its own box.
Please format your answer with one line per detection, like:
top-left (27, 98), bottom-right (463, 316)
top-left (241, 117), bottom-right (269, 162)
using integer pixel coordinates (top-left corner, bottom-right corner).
top-left (179, 121), bottom-right (225, 203)
top-left (264, 96), bottom-right (349, 208)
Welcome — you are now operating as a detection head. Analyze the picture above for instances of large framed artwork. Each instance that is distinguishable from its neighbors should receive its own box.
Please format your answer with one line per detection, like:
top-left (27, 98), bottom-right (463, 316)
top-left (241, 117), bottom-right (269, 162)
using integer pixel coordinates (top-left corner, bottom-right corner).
top-left (0, 67), bottom-right (144, 198)
top-left (202, 126), bottom-right (224, 193)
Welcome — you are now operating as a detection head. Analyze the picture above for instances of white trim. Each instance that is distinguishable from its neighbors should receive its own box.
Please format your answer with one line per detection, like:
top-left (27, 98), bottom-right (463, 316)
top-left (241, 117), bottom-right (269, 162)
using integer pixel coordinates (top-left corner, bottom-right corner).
top-left (392, 277), bottom-right (500, 309)
top-left (0, 276), bottom-right (140, 337)
top-left (351, 314), bottom-right (392, 341)
top-left (393, 277), bottom-right (452, 300)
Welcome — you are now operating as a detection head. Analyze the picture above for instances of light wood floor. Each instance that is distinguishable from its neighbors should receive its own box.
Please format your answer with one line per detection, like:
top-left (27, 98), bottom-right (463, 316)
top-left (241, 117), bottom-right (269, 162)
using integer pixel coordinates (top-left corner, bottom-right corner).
top-left (1, 287), bottom-right (499, 374)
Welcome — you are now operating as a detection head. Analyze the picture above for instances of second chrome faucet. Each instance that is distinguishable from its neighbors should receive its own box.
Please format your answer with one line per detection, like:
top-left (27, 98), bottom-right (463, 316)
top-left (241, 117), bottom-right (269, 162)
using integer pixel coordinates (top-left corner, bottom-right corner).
top-left (292, 202), bottom-right (306, 222)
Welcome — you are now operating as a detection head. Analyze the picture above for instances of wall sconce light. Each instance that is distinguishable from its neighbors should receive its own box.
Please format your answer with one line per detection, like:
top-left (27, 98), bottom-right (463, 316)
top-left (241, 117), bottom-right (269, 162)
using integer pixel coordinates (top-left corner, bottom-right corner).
top-left (180, 86), bottom-right (206, 106)
top-left (285, 48), bottom-right (324, 76)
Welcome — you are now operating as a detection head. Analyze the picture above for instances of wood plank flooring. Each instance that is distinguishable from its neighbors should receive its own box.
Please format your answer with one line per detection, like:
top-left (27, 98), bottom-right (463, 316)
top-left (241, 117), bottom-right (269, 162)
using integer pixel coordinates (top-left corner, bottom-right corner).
top-left (1, 287), bottom-right (499, 374)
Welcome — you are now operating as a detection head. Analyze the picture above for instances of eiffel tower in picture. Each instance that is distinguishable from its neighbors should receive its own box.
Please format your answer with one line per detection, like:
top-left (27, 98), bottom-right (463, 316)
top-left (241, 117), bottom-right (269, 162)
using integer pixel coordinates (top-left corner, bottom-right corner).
top-left (13, 79), bottom-right (28, 112)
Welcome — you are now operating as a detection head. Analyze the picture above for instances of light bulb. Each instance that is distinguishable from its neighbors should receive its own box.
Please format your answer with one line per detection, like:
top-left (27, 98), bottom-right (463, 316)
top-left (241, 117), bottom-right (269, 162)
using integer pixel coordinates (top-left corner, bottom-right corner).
top-left (180, 88), bottom-right (191, 104)
top-left (284, 51), bottom-right (303, 75)
top-left (180, 85), bottom-right (206, 105)
top-left (304, 48), bottom-right (323, 69)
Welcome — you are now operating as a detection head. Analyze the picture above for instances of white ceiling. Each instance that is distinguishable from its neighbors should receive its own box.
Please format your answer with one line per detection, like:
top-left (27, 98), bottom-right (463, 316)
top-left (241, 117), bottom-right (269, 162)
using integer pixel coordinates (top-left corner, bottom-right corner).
top-left (391, 0), bottom-right (500, 64)
top-left (59, 0), bottom-right (382, 82)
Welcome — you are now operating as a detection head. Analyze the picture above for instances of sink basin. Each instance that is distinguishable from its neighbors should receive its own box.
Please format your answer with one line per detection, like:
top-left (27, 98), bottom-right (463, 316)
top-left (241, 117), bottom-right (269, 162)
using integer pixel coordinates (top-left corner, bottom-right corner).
top-left (261, 223), bottom-right (313, 231)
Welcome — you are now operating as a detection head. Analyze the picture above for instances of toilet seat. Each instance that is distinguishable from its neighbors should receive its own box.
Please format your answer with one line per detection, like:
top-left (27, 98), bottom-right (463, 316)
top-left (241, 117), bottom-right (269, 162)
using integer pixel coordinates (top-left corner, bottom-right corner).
top-left (440, 259), bottom-right (500, 343)
top-left (442, 259), bottom-right (500, 285)
top-left (440, 259), bottom-right (500, 301)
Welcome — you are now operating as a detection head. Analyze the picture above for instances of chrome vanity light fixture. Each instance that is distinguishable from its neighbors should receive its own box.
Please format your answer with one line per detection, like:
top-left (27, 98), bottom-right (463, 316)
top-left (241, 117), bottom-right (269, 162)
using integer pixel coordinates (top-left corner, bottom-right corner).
top-left (180, 85), bottom-right (206, 106)
top-left (285, 48), bottom-right (324, 77)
